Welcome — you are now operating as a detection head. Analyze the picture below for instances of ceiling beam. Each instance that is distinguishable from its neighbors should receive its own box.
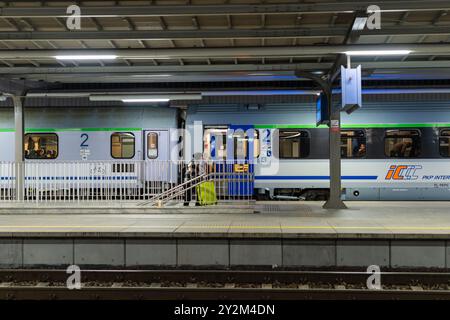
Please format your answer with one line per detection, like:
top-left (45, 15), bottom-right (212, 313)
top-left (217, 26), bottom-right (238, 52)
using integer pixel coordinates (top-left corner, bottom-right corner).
top-left (0, 60), bottom-right (449, 76)
top-left (1, 26), bottom-right (450, 41)
top-left (0, 63), bottom-right (330, 75)
top-left (0, 1), bottom-right (449, 17)
top-left (0, 44), bottom-right (446, 60)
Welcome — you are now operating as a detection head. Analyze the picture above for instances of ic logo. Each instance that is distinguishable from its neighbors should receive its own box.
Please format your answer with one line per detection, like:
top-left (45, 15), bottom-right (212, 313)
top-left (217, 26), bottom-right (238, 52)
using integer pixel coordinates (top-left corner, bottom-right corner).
top-left (385, 165), bottom-right (422, 180)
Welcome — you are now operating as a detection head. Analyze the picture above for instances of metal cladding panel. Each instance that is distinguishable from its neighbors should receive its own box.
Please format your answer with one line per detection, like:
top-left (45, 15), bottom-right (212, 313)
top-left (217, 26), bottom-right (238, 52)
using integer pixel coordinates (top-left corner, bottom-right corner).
top-left (187, 101), bottom-right (450, 126)
top-left (0, 106), bottom-right (178, 130)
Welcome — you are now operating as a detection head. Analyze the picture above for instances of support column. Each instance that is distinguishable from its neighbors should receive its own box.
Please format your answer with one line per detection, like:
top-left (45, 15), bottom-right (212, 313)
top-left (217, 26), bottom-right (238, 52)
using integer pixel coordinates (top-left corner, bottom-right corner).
top-left (323, 88), bottom-right (347, 209)
top-left (13, 95), bottom-right (24, 201)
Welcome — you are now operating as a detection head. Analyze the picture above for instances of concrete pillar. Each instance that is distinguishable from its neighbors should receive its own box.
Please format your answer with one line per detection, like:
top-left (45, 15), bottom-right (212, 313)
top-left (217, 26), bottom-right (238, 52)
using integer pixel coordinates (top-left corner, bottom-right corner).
top-left (13, 95), bottom-right (24, 201)
top-left (323, 88), bottom-right (347, 209)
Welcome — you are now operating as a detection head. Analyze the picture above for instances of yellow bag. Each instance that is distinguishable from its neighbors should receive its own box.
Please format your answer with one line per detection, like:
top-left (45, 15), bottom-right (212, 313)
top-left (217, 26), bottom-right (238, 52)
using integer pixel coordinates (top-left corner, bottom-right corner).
top-left (196, 181), bottom-right (217, 206)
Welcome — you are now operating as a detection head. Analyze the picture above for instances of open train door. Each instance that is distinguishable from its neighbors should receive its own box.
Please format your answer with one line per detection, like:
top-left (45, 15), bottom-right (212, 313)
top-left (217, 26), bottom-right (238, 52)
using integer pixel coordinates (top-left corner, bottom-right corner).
top-left (227, 125), bottom-right (255, 197)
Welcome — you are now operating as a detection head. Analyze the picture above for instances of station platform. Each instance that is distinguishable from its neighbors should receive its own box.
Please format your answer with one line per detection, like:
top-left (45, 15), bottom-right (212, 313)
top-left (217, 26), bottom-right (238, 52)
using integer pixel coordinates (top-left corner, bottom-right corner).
top-left (1, 201), bottom-right (450, 270)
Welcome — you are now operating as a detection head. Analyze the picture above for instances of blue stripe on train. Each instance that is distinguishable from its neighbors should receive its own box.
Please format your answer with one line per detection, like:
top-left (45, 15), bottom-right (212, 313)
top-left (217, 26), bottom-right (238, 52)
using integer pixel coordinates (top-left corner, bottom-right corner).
top-left (255, 176), bottom-right (378, 180)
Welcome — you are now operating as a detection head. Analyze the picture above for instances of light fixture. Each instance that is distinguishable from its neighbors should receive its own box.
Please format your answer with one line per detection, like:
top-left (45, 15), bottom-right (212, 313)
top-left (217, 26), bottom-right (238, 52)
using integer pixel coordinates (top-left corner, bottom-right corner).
top-left (54, 55), bottom-right (117, 60)
top-left (130, 74), bottom-right (172, 78)
top-left (89, 93), bottom-right (202, 102)
top-left (343, 50), bottom-right (412, 56)
top-left (122, 98), bottom-right (170, 103)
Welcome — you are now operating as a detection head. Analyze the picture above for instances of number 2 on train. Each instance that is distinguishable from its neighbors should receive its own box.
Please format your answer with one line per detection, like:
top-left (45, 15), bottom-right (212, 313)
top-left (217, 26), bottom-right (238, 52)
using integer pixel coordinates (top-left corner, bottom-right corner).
top-left (80, 133), bottom-right (89, 147)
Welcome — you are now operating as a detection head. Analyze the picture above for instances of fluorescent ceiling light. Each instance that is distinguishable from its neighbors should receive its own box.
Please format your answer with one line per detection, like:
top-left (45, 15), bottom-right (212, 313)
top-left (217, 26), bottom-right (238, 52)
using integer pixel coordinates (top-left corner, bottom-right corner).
top-left (122, 98), bottom-right (170, 103)
top-left (344, 50), bottom-right (412, 56)
top-left (202, 90), bottom-right (318, 96)
top-left (131, 74), bottom-right (172, 78)
top-left (54, 55), bottom-right (117, 60)
top-left (90, 93), bottom-right (202, 102)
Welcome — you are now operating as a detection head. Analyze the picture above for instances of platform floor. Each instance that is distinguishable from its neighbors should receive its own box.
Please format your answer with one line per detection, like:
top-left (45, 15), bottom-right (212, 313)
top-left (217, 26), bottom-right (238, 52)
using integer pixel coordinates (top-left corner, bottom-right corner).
top-left (3, 201), bottom-right (450, 269)
top-left (0, 201), bottom-right (450, 239)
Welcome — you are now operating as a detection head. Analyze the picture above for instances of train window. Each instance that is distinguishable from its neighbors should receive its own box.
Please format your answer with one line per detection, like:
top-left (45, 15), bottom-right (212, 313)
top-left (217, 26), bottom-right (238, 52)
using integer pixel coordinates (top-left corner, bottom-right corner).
top-left (24, 133), bottom-right (58, 159)
top-left (147, 132), bottom-right (158, 159)
top-left (439, 129), bottom-right (450, 157)
top-left (341, 130), bottom-right (366, 158)
top-left (253, 130), bottom-right (260, 158)
top-left (203, 127), bottom-right (227, 160)
top-left (111, 132), bottom-right (135, 159)
top-left (385, 129), bottom-right (421, 158)
top-left (233, 130), bottom-right (248, 160)
top-left (232, 129), bottom-right (260, 160)
top-left (279, 130), bottom-right (310, 159)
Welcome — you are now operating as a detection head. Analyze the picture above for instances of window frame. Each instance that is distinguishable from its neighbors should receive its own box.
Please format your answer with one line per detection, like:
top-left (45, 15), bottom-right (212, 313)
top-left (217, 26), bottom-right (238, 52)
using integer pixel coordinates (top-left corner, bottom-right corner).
top-left (203, 126), bottom-right (228, 161)
top-left (278, 129), bottom-right (310, 159)
top-left (110, 132), bottom-right (136, 159)
top-left (253, 129), bottom-right (260, 159)
top-left (232, 129), bottom-right (249, 160)
top-left (384, 129), bottom-right (422, 158)
top-left (147, 132), bottom-right (159, 160)
top-left (341, 129), bottom-right (367, 159)
top-left (439, 129), bottom-right (450, 158)
top-left (24, 132), bottom-right (59, 160)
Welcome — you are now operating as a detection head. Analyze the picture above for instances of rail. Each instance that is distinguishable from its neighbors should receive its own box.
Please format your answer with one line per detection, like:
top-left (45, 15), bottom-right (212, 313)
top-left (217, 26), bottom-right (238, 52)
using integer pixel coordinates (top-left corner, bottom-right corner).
top-left (1, 269), bottom-right (450, 300)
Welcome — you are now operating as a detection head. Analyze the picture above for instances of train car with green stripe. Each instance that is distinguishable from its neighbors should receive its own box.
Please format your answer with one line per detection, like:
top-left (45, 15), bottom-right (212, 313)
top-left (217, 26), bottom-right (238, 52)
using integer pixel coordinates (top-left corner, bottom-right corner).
top-left (186, 100), bottom-right (450, 200)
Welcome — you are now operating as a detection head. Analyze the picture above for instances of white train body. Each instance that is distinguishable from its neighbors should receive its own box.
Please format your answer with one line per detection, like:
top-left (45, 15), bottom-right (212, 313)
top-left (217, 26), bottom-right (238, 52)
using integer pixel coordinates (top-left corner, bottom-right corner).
top-left (0, 100), bottom-right (449, 200)
top-left (186, 101), bottom-right (450, 200)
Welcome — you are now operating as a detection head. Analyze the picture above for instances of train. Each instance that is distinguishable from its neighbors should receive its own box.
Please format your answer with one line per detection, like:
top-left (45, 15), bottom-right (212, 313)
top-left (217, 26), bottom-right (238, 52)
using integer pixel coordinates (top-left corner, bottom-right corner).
top-left (1, 95), bottom-right (450, 201)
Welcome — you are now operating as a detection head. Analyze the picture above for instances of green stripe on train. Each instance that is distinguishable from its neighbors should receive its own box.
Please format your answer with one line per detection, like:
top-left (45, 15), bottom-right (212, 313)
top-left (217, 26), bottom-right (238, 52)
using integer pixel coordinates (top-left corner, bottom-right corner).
top-left (0, 123), bottom-right (449, 132)
top-left (254, 123), bottom-right (450, 129)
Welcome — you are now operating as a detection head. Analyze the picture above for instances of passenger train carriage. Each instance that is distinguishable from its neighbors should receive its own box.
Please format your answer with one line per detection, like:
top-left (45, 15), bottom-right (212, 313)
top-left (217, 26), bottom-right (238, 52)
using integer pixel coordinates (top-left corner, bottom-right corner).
top-left (186, 101), bottom-right (450, 201)
top-left (0, 99), bottom-right (450, 201)
top-left (0, 106), bottom-right (181, 194)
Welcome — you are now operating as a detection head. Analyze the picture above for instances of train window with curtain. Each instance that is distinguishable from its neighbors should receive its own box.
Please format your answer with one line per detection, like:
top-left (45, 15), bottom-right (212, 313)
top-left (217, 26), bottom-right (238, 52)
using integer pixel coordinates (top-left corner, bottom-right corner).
top-left (111, 132), bottom-right (135, 159)
top-left (253, 130), bottom-right (260, 158)
top-left (439, 129), bottom-right (450, 157)
top-left (385, 129), bottom-right (421, 158)
top-left (147, 132), bottom-right (158, 159)
top-left (278, 129), bottom-right (310, 159)
top-left (24, 133), bottom-right (58, 159)
top-left (341, 130), bottom-right (366, 158)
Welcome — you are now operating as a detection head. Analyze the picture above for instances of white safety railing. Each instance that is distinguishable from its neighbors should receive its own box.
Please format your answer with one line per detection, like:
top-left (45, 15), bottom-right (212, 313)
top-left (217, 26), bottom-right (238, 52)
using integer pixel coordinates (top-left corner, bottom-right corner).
top-left (0, 161), bottom-right (254, 205)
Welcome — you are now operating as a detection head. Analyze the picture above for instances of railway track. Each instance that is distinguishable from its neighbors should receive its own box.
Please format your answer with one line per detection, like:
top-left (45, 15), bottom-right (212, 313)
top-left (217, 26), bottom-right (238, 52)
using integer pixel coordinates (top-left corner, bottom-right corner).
top-left (1, 269), bottom-right (450, 300)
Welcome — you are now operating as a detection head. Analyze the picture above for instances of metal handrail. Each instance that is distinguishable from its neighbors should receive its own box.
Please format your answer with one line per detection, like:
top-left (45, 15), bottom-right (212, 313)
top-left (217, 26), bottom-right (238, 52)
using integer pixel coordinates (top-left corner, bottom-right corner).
top-left (138, 173), bottom-right (208, 206)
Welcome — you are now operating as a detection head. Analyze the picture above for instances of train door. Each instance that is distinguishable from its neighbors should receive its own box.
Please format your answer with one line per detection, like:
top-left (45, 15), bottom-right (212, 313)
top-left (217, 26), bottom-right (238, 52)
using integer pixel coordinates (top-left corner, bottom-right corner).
top-left (144, 130), bottom-right (169, 161)
top-left (143, 130), bottom-right (173, 188)
top-left (227, 125), bottom-right (256, 196)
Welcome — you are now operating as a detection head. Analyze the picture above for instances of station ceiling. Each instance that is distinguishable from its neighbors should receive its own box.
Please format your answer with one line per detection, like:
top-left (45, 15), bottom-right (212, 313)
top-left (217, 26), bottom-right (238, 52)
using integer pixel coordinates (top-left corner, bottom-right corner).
top-left (0, 0), bottom-right (450, 90)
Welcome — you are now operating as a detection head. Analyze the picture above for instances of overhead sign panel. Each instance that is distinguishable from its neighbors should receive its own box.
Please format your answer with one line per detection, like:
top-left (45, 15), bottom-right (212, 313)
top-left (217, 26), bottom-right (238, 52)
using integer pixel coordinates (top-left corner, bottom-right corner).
top-left (341, 65), bottom-right (362, 114)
